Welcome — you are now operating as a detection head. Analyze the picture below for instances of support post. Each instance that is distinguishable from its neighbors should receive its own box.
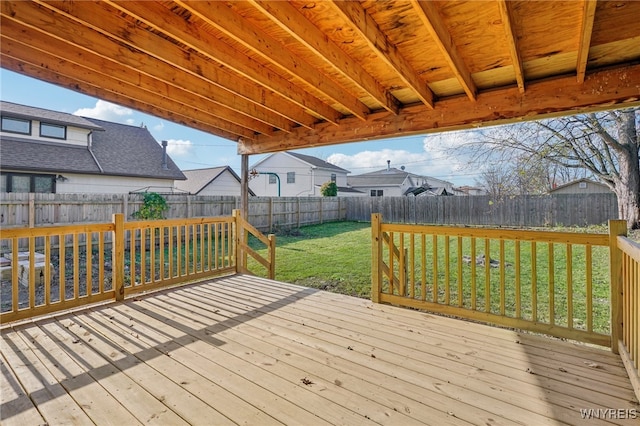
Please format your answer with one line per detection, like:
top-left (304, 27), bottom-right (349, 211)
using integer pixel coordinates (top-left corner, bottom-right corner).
top-left (113, 213), bottom-right (125, 301)
top-left (609, 219), bottom-right (627, 354)
top-left (371, 213), bottom-right (383, 303)
top-left (240, 154), bottom-right (249, 220)
top-left (28, 193), bottom-right (35, 228)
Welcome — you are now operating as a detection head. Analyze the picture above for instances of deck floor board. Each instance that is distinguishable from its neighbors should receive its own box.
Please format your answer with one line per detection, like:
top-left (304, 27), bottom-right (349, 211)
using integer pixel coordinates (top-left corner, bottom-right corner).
top-left (2, 275), bottom-right (638, 425)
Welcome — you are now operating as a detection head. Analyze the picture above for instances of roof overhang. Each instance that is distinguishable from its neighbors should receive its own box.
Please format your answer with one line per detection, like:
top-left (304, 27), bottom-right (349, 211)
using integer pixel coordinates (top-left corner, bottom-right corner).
top-left (2, 1), bottom-right (639, 155)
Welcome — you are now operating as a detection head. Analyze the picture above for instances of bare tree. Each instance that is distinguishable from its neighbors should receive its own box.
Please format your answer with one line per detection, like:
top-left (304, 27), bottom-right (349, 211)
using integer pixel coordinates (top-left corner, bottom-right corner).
top-left (466, 108), bottom-right (639, 229)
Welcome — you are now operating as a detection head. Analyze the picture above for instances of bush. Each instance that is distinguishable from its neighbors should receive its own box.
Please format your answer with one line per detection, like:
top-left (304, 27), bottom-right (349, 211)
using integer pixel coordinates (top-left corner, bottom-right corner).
top-left (320, 181), bottom-right (338, 196)
top-left (131, 192), bottom-right (169, 220)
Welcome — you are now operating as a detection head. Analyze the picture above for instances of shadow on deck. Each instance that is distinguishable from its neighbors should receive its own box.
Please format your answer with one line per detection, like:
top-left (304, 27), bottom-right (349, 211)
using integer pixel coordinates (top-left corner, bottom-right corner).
top-left (2, 274), bottom-right (638, 425)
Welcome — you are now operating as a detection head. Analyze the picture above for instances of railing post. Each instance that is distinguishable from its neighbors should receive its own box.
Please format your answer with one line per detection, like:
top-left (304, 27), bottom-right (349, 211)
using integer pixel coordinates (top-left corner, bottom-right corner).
top-left (233, 209), bottom-right (245, 273)
top-left (609, 219), bottom-right (627, 354)
top-left (371, 213), bottom-right (383, 303)
top-left (113, 213), bottom-right (125, 302)
top-left (268, 234), bottom-right (276, 280)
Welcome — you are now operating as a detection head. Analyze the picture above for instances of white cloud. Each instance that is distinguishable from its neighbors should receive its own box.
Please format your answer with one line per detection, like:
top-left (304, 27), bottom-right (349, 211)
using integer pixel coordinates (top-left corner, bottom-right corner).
top-left (153, 122), bottom-right (165, 132)
top-left (73, 100), bottom-right (134, 123)
top-left (165, 139), bottom-right (193, 156)
top-left (327, 149), bottom-right (428, 174)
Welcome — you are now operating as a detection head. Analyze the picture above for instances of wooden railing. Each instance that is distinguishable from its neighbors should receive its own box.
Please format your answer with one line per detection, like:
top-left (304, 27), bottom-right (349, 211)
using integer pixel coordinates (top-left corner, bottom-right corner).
top-left (371, 214), bottom-right (630, 348)
top-left (234, 211), bottom-right (276, 279)
top-left (616, 235), bottom-right (640, 399)
top-left (0, 211), bottom-right (275, 323)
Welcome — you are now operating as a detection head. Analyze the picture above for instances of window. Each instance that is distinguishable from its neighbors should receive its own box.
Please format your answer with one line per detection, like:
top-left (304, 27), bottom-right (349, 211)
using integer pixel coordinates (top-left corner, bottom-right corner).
top-left (578, 182), bottom-right (587, 189)
top-left (331, 173), bottom-right (336, 182)
top-left (287, 172), bottom-right (295, 184)
top-left (1, 116), bottom-right (31, 135)
top-left (370, 190), bottom-right (383, 197)
top-left (1, 173), bottom-right (56, 193)
top-left (269, 174), bottom-right (277, 184)
top-left (40, 122), bottom-right (66, 139)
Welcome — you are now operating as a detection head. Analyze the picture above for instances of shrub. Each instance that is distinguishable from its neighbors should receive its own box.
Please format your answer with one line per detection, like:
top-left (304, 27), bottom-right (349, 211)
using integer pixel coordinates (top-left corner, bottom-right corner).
top-left (132, 192), bottom-right (169, 220)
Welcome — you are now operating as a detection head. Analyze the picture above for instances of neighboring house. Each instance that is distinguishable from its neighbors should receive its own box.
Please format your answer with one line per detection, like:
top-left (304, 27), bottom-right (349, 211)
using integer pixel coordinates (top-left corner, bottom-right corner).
top-left (347, 162), bottom-right (454, 197)
top-left (549, 178), bottom-right (613, 195)
top-left (249, 151), bottom-right (354, 196)
top-left (0, 101), bottom-right (185, 194)
top-left (176, 166), bottom-right (254, 196)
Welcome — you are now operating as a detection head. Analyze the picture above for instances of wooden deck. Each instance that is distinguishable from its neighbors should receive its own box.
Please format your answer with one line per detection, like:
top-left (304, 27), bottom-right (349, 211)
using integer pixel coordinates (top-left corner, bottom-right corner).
top-left (2, 274), bottom-right (638, 426)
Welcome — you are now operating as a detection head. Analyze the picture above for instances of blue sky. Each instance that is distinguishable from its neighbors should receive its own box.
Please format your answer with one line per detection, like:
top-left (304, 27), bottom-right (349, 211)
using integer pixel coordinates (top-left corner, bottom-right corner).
top-left (1, 69), bottom-right (480, 186)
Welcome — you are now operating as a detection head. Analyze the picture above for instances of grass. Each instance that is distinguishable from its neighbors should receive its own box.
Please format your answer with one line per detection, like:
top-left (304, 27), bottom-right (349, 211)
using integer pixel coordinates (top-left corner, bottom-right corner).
top-left (247, 220), bottom-right (616, 335)
top-left (247, 221), bottom-right (372, 297)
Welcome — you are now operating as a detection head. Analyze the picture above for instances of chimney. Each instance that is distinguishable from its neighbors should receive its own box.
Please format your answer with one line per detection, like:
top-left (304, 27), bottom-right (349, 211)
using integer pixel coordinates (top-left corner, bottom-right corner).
top-left (161, 140), bottom-right (169, 170)
top-left (387, 160), bottom-right (390, 171)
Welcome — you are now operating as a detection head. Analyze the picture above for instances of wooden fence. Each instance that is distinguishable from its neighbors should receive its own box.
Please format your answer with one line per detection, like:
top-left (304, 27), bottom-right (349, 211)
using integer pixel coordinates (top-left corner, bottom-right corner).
top-left (349, 193), bottom-right (618, 227)
top-left (0, 192), bottom-right (618, 231)
top-left (0, 193), bottom-right (346, 232)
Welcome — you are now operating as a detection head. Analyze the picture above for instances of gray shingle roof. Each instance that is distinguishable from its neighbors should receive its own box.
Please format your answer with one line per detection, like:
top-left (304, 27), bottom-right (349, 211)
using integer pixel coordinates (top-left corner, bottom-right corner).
top-left (0, 136), bottom-right (101, 174)
top-left (1, 101), bottom-right (103, 130)
top-left (286, 152), bottom-right (350, 173)
top-left (347, 168), bottom-right (410, 186)
top-left (175, 166), bottom-right (254, 195)
top-left (86, 118), bottom-right (185, 180)
top-left (0, 102), bottom-right (185, 181)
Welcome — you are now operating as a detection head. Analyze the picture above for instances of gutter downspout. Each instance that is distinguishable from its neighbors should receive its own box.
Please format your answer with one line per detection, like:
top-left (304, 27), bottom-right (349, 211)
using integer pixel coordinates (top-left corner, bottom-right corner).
top-left (87, 131), bottom-right (104, 173)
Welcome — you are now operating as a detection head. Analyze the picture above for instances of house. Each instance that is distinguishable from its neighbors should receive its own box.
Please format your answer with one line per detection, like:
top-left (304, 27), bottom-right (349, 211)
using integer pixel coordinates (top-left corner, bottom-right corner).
top-left (175, 166), bottom-right (254, 196)
top-left (549, 178), bottom-right (613, 195)
top-left (248, 151), bottom-right (355, 196)
top-left (347, 162), bottom-right (454, 197)
top-left (0, 101), bottom-right (185, 194)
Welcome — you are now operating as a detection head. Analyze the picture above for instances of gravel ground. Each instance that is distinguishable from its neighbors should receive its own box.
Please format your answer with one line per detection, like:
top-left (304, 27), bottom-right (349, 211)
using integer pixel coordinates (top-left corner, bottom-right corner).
top-left (1, 250), bottom-right (113, 313)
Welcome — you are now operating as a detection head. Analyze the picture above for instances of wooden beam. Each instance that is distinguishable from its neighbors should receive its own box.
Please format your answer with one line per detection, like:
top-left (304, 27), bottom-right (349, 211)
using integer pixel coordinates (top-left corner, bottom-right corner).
top-left (576, 0), bottom-right (598, 83)
top-left (31, 0), bottom-right (288, 134)
top-left (175, 0), bottom-right (370, 121)
top-left (410, 0), bottom-right (478, 101)
top-left (1, 55), bottom-right (245, 142)
top-left (497, 0), bottom-right (525, 94)
top-left (330, 0), bottom-right (435, 109)
top-left (106, 0), bottom-right (318, 130)
top-left (239, 64), bottom-right (640, 154)
top-left (250, 0), bottom-right (399, 115)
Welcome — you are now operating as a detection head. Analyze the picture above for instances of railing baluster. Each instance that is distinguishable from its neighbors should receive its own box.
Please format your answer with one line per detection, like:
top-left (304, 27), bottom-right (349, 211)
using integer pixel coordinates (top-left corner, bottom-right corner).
top-left (567, 244), bottom-right (573, 329)
top-left (421, 234), bottom-right (426, 302)
top-left (548, 243), bottom-right (555, 326)
top-left (471, 237), bottom-right (477, 310)
top-left (87, 233), bottom-right (93, 297)
top-left (99, 232), bottom-right (105, 294)
top-left (432, 235), bottom-right (438, 303)
top-left (499, 239), bottom-right (505, 316)
top-left (515, 240), bottom-right (521, 319)
top-left (484, 238), bottom-right (490, 313)
top-left (29, 236), bottom-right (35, 309)
top-left (45, 235), bottom-right (51, 306)
top-left (531, 241), bottom-right (537, 322)
top-left (457, 236), bottom-right (463, 308)
top-left (444, 235), bottom-right (450, 305)
top-left (586, 244), bottom-right (593, 332)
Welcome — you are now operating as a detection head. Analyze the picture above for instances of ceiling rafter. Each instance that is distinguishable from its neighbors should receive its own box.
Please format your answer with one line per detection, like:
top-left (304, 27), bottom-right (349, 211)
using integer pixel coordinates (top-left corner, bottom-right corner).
top-left (410, 0), bottom-right (478, 101)
top-left (576, 0), bottom-right (598, 83)
top-left (497, 0), bottom-right (525, 94)
top-left (1, 53), bottom-right (244, 141)
top-left (330, 0), bottom-right (435, 109)
top-left (249, 0), bottom-right (400, 116)
top-left (1, 4), bottom-right (270, 139)
top-left (174, 0), bottom-right (370, 121)
top-left (0, 36), bottom-right (260, 140)
top-left (105, 0), bottom-right (316, 131)
top-left (33, 0), bottom-right (290, 135)
top-left (241, 64), bottom-right (640, 154)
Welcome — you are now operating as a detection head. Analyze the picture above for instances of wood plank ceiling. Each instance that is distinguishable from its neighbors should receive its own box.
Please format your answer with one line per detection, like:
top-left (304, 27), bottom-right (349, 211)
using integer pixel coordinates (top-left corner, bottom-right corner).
top-left (1, 1), bottom-right (639, 155)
